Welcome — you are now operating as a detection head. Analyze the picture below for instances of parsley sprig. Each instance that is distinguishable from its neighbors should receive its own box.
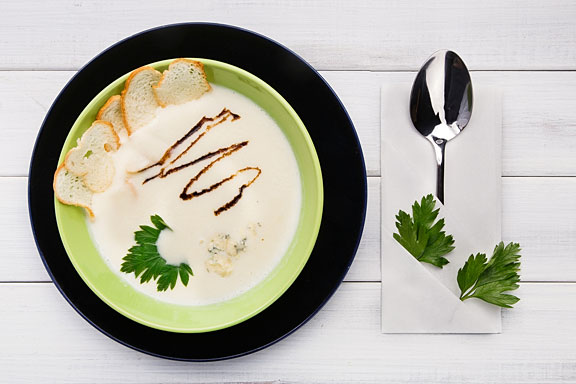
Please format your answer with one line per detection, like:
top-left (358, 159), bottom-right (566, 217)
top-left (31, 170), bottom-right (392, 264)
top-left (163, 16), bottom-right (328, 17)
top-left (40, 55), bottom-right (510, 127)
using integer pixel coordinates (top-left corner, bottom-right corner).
top-left (393, 194), bottom-right (455, 268)
top-left (121, 215), bottom-right (193, 292)
top-left (458, 242), bottom-right (521, 308)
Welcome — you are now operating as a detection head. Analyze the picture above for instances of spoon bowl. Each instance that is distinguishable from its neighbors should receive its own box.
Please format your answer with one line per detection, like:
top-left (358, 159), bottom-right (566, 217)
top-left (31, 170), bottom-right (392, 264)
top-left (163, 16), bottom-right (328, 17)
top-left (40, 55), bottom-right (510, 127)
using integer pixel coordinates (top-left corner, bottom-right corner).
top-left (409, 50), bottom-right (473, 203)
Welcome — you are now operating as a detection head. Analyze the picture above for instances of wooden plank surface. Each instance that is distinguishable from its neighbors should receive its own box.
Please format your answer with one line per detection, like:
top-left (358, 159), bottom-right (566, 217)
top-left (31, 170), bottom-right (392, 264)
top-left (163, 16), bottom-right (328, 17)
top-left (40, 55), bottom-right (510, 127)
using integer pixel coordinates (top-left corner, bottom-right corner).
top-left (0, 1), bottom-right (575, 71)
top-left (1, 282), bottom-right (574, 383)
top-left (5, 176), bottom-right (576, 282)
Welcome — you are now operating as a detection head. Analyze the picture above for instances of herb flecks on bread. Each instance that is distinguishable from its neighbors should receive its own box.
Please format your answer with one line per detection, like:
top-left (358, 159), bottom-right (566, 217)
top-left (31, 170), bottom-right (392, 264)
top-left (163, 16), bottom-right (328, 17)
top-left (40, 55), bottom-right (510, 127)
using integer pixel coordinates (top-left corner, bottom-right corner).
top-left (55, 120), bottom-right (120, 216)
top-left (153, 59), bottom-right (211, 107)
top-left (121, 66), bottom-right (162, 133)
top-left (64, 121), bottom-right (119, 176)
top-left (53, 164), bottom-right (95, 218)
top-left (64, 120), bottom-right (119, 193)
top-left (81, 153), bottom-right (116, 193)
top-left (97, 95), bottom-right (128, 136)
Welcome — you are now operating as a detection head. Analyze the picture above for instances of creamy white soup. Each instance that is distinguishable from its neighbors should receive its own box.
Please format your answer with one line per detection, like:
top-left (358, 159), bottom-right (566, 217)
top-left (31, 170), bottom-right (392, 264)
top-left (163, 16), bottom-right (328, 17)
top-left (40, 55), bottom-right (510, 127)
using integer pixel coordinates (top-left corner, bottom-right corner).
top-left (88, 84), bottom-right (302, 305)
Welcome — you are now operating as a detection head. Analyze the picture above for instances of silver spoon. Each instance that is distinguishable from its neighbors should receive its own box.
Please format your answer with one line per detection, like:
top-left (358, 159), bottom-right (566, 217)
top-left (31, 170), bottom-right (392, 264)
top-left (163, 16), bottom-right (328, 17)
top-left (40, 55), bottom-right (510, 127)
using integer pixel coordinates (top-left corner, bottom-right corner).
top-left (409, 50), bottom-right (473, 204)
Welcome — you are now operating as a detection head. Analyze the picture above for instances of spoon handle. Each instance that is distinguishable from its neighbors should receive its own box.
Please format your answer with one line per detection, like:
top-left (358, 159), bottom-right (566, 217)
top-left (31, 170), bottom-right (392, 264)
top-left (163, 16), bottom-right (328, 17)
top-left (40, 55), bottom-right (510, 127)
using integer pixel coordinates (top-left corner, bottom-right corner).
top-left (432, 139), bottom-right (446, 204)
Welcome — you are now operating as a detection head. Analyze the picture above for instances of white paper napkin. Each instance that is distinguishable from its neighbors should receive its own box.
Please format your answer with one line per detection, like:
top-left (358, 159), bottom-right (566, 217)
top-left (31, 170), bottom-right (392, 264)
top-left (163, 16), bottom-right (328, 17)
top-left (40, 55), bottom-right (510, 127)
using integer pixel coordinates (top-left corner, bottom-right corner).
top-left (381, 84), bottom-right (503, 333)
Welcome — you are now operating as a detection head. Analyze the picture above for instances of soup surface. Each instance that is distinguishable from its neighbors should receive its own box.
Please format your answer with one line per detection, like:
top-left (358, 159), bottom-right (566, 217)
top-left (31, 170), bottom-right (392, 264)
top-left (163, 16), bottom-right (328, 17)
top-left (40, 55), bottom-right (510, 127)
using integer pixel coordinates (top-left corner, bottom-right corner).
top-left (88, 84), bottom-right (302, 305)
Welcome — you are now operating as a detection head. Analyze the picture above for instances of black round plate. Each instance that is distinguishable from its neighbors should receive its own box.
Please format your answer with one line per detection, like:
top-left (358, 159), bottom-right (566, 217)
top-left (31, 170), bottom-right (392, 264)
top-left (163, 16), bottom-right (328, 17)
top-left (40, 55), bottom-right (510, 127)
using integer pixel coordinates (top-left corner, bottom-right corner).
top-left (29, 23), bottom-right (367, 361)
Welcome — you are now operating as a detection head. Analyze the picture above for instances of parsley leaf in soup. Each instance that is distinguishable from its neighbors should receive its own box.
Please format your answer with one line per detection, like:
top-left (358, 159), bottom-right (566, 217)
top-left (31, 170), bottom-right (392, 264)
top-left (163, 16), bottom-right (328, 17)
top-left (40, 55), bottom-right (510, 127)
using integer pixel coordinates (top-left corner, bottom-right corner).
top-left (121, 215), bottom-right (193, 292)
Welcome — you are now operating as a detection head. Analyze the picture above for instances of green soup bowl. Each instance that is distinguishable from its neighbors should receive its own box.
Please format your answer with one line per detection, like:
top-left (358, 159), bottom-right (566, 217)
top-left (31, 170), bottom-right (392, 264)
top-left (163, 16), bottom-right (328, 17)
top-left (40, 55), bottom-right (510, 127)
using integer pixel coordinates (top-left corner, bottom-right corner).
top-left (55, 58), bottom-right (323, 333)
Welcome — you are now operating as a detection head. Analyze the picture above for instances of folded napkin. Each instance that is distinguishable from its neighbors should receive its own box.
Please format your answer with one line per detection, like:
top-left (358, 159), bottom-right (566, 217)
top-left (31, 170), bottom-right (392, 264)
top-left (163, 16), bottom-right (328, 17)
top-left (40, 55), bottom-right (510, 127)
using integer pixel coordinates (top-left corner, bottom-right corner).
top-left (381, 84), bottom-right (503, 333)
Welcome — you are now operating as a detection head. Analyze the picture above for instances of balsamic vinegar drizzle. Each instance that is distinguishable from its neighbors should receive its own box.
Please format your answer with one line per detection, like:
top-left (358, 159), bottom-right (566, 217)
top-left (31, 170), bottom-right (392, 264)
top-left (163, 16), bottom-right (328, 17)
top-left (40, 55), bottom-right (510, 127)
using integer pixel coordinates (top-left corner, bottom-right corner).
top-left (136, 108), bottom-right (261, 215)
top-left (181, 166), bottom-right (261, 216)
top-left (138, 108), bottom-right (240, 173)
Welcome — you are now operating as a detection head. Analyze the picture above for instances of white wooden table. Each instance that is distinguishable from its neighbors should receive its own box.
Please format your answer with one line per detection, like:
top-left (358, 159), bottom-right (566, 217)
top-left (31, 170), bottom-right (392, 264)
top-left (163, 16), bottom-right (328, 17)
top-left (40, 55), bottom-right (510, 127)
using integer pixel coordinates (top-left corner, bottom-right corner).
top-left (2, 1), bottom-right (576, 382)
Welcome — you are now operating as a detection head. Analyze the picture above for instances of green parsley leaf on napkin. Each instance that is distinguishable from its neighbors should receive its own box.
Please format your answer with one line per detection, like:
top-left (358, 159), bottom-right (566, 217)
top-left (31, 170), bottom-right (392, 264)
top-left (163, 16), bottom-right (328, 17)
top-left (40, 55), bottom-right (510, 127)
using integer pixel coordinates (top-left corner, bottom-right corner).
top-left (393, 194), bottom-right (455, 268)
top-left (458, 242), bottom-right (521, 308)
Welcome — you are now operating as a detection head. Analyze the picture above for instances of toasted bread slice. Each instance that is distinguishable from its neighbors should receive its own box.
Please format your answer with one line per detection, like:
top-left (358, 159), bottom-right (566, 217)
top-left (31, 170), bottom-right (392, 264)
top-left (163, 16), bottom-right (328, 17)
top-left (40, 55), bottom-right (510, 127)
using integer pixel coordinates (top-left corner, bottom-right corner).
top-left (64, 120), bottom-right (119, 194)
top-left (153, 59), bottom-right (211, 107)
top-left (121, 66), bottom-right (162, 132)
top-left (53, 163), bottom-right (94, 218)
top-left (97, 95), bottom-right (128, 136)
top-left (82, 153), bottom-right (115, 193)
top-left (65, 120), bottom-right (119, 177)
